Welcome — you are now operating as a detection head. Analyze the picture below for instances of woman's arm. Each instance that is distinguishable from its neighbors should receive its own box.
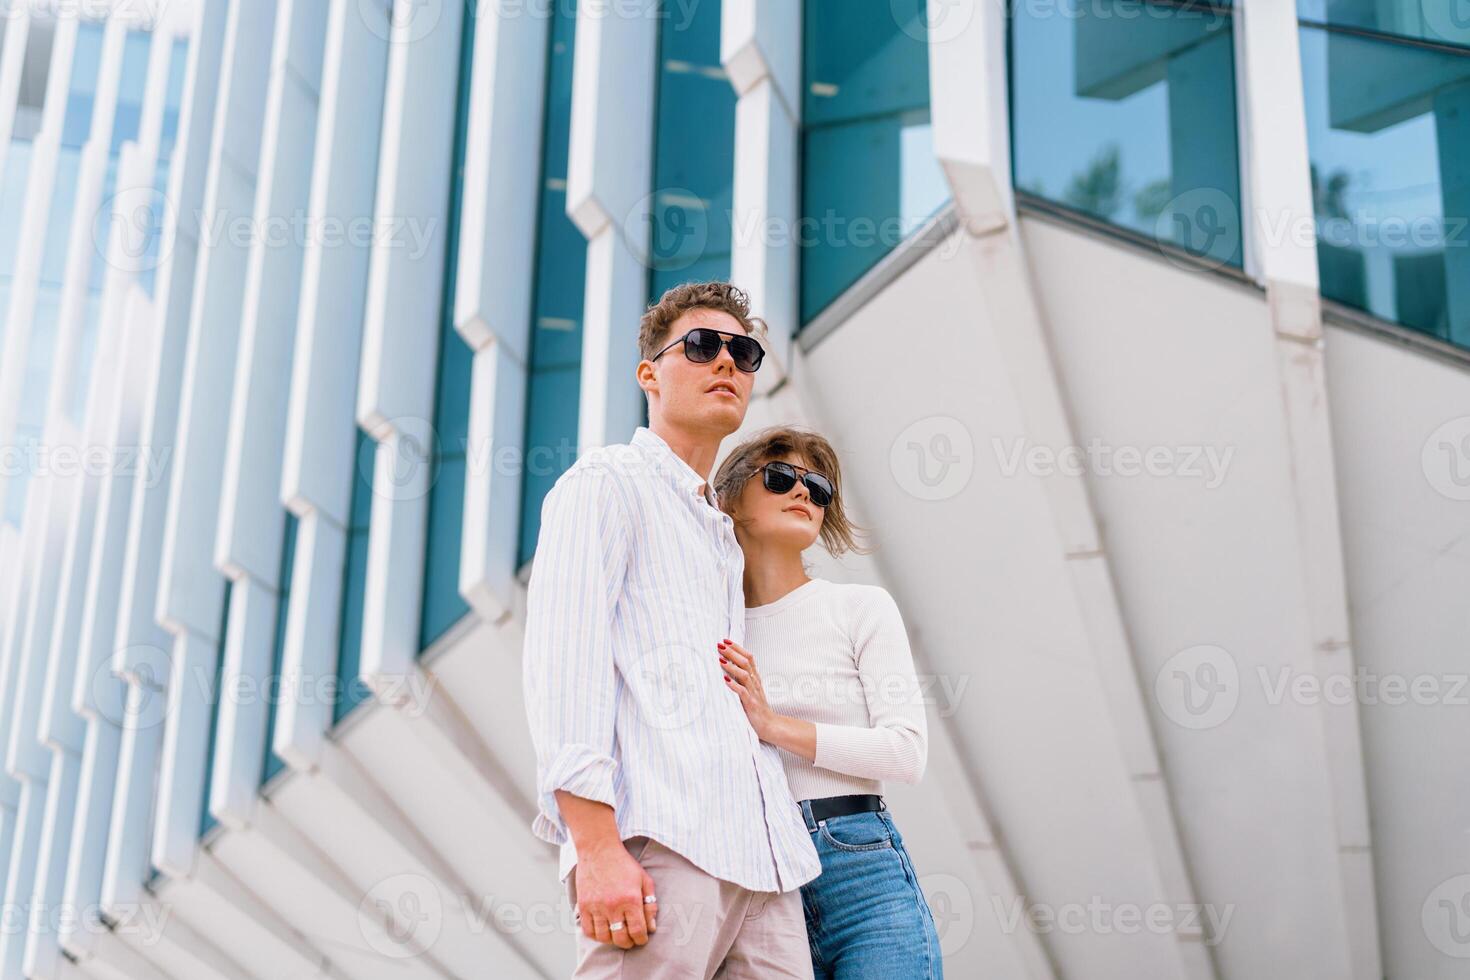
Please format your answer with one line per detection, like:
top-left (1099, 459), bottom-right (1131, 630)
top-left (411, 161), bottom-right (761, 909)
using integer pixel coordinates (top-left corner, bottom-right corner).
top-left (719, 588), bottom-right (929, 784)
top-left (808, 588), bottom-right (928, 784)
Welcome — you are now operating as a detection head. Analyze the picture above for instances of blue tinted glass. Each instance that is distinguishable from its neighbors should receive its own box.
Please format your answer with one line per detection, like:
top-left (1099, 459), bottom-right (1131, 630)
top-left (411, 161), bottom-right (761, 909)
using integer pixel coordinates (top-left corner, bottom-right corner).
top-left (61, 23), bottom-right (104, 147)
top-left (112, 31), bottom-right (151, 150)
top-left (335, 431), bottom-right (376, 725)
top-left (262, 514), bottom-right (298, 785)
top-left (140, 38), bottom-right (190, 296)
top-left (1298, 0), bottom-right (1470, 48)
top-left (800, 0), bottom-right (949, 323)
top-left (1299, 26), bottom-right (1470, 346)
top-left (519, 1), bottom-right (586, 567)
top-left (68, 33), bottom-right (153, 421)
top-left (201, 582), bottom-right (232, 837)
top-left (3, 289), bottom-right (60, 522)
top-left (1011, 0), bottom-right (1243, 269)
top-left (12, 19), bottom-right (55, 142)
top-left (649, 0), bottom-right (735, 297)
top-left (419, 9), bottom-right (478, 651)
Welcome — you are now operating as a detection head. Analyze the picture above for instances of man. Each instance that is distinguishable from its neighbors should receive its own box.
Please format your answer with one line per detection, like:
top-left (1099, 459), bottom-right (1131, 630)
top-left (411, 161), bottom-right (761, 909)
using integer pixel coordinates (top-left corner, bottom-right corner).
top-left (523, 281), bottom-right (821, 978)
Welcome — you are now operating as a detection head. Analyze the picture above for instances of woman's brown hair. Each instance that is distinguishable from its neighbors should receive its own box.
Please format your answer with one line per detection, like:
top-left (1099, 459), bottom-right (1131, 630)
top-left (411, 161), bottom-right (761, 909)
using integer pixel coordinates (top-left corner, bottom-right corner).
top-left (713, 426), bottom-right (868, 557)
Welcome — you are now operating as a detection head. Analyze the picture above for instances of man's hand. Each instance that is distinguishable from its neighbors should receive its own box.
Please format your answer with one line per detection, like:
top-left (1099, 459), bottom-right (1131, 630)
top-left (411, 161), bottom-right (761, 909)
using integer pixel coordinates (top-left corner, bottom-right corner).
top-left (573, 838), bottom-right (659, 948)
top-left (556, 792), bottom-right (659, 948)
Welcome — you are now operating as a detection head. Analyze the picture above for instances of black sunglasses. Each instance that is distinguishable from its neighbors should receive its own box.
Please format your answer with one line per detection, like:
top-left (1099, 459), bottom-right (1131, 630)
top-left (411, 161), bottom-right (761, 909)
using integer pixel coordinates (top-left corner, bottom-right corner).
top-left (759, 461), bottom-right (834, 508)
top-left (652, 328), bottom-right (765, 373)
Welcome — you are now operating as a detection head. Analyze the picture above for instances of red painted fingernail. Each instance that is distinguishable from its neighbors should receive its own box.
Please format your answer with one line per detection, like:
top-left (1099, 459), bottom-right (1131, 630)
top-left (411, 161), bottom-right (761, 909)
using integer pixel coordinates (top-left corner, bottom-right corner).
top-left (724, 676), bottom-right (731, 682)
top-left (719, 657), bottom-right (727, 664)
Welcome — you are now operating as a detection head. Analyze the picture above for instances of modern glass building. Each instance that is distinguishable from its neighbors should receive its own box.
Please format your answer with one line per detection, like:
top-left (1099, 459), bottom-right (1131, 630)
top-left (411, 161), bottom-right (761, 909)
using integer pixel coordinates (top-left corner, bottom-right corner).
top-left (0, 0), bottom-right (1466, 977)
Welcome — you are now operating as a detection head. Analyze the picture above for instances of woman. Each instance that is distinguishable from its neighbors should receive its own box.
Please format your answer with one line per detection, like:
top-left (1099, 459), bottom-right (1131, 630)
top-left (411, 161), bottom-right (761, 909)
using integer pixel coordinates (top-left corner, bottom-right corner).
top-left (712, 426), bottom-right (944, 980)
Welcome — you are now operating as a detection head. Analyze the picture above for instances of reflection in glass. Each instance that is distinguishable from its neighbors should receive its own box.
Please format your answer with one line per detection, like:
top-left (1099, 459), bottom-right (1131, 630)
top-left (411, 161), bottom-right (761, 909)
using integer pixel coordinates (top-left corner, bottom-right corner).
top-left (262, 514), bottom-right (298, 785)
top-left (421, 14), bottom-right (479, 650)
top-left (1297, 0), bottom-right (1470, 49)
top-left (2, 22), bottom-right (108, 523)
top-left (1299, 26), bottom-right (1470, 346)
top-left (335, 430), bottom-right (376, 725)
top-left (801, 0), bottom-right (950, 324)
top-left (520, 0), bottom-right (586, 567)
top-left (1011, 0), bottom-right (1243, 268)
top-left (648, 0), bottom-right (735, 298)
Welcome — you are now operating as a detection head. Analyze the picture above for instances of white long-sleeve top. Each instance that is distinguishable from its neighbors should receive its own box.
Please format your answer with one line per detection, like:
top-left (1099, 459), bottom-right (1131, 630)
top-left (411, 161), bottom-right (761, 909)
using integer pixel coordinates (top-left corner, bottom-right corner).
top-left (743, 578), bottom-right (929, 802)
top-left (521, 426), bottom-right (821, 893)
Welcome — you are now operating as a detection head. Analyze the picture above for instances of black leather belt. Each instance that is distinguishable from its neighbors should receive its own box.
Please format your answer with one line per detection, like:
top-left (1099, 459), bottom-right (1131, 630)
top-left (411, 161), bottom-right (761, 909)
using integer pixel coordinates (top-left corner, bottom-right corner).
top-left (806, 794), bottom-right (884, 823)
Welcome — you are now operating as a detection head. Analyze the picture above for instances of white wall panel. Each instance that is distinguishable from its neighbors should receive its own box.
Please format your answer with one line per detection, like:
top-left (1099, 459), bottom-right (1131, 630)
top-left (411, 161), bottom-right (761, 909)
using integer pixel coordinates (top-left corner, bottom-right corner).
top-left (356, 0), bottom-right (464, 683)
top-left (566, 0), bottom-right (657, 451)
top-left (211, 0), bottom-right (328, 828)
top-left (276, 0), bottom-right (391, 767)
top-left (452, 0), bottom-right (546, 619)
top-left (152, 0), bottom-right (279, 877)
top-left (723, 0), bottom-right (799, 388)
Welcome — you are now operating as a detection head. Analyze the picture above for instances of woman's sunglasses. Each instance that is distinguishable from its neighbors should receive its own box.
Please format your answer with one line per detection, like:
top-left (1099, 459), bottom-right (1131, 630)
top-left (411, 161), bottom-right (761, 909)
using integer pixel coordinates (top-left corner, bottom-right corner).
top-left (759, 461), bottom-right (834, 508)
top-left (651, 328), bottom-right (765, 373)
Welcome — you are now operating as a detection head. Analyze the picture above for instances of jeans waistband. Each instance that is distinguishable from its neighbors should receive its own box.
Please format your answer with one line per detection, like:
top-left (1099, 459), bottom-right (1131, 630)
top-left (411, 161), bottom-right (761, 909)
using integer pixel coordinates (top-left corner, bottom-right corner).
top-left (799, 796), bottom-right (887, 833)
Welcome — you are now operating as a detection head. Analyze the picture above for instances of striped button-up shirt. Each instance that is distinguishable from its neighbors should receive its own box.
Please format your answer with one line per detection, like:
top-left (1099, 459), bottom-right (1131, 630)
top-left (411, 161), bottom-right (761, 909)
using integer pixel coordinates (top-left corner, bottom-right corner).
top-left (523, 426), bottom-right (821, 893)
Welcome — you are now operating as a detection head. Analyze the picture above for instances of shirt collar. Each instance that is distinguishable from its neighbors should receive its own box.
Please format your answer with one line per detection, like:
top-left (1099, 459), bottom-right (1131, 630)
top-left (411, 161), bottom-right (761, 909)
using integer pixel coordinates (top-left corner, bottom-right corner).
top-left (632, 426), bottom-right (716, 504)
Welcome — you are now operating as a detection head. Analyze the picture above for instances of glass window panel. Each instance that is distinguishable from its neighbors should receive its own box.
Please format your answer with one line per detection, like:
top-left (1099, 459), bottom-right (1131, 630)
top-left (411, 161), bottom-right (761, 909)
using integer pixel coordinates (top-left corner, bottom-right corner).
top-left (335, 430), bottom-right (376, 725)
top-left (648, 0), bottom-right (735, 298)
top-left (14, 18), bottom-right (55, 142)
top-left (262, 514), bottom-right (298, 786)
top-left (1011, 0), bottom-right (1243, 269)
top-left (1298, 0), bottom-right (1470, 49)
top-left (69, 31), bottom-right (153, 423)
top-left (800, 0), bottom-right (949, 323)
top-left (140, 39), bottom-right (191, 296)
top-left (201, 581), bottom-right (232, 838)
top-left (1299, 25), bottom-right (1470, 347)
top-left (61, 22), bottom-right (104, 148)
top-left (519, 1), bottom-right (586, 567)
top-left (419, 9), bottom-right (478, 651)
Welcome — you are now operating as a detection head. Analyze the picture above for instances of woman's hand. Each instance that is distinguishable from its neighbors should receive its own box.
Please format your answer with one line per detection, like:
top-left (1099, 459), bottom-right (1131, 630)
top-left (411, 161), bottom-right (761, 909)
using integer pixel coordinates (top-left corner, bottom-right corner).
top-left (718, 639), bottom-right (777, 740)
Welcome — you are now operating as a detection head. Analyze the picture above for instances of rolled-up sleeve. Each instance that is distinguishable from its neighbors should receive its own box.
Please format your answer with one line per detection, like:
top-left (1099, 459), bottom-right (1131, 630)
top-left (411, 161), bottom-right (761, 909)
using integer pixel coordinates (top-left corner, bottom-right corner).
top-left (523, 464), bottom-right (630, 845)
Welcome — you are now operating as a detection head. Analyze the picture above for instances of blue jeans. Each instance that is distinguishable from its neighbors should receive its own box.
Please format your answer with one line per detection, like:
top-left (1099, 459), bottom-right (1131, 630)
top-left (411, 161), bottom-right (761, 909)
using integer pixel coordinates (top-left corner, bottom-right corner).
top-left (798, 799), bottom-right (944, 979)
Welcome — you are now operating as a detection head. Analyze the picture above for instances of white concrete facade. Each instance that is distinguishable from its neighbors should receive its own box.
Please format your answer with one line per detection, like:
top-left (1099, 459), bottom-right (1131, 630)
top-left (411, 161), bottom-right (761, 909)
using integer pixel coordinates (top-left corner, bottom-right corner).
top-left (0, 0), bottom-right (1465, 978)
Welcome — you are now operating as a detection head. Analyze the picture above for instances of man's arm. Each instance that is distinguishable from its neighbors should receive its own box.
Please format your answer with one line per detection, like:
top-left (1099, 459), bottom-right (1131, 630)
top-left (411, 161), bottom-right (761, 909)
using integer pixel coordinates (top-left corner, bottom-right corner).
top-left (522, 466), bottom-right (656, 947)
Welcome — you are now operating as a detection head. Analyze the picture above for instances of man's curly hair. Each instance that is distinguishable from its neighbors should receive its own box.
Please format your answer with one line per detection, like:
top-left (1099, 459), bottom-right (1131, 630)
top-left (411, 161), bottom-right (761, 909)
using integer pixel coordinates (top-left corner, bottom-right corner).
top-left (638, 281), bottom-right (768, 363)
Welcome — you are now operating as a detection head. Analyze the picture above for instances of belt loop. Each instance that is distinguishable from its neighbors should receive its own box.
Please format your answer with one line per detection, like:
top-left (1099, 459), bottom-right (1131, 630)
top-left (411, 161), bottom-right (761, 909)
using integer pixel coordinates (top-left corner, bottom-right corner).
top-left (799, 799), bottom-right (818, 834)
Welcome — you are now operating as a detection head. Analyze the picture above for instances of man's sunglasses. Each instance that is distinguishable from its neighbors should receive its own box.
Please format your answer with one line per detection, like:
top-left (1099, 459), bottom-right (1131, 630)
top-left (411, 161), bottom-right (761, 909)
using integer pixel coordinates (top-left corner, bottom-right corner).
top-left (651, 328), bottom-right (765, 373)
top-left (759, 461), bottom-right (834, 508)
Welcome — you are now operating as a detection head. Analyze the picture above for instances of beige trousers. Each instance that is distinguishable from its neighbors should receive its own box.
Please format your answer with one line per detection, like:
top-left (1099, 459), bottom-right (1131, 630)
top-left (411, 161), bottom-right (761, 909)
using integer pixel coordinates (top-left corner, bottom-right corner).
top-left (565, 835), bottom-right (814, 979)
